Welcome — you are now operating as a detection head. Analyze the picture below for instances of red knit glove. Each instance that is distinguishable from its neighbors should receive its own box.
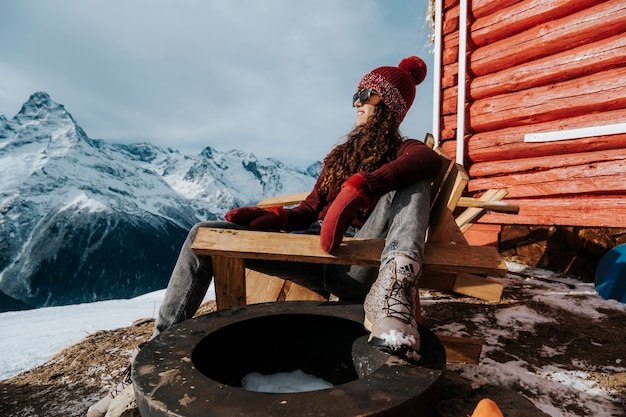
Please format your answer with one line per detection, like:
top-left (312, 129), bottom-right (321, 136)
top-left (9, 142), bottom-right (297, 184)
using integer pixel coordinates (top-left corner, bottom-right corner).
top-left (320, 174), bottom-right (376, 253)
top-left (225, 206), bottom-right (288, 231)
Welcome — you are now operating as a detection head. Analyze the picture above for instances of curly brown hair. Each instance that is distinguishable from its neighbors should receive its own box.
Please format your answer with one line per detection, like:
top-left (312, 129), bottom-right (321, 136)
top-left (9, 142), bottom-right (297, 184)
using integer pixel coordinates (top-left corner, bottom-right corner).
top-left (320, 103), bottom-right (403, 193)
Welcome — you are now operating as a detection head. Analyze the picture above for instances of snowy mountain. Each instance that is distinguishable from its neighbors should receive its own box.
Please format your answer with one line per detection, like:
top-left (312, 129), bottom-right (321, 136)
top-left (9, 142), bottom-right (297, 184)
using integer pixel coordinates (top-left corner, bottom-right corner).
top-left (0, 92), bottom-right (317, 311)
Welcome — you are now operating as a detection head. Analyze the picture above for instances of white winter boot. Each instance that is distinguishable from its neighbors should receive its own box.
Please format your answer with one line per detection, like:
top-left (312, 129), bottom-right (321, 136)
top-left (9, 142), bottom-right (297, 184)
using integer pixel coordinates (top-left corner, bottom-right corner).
top-left (363, 255), bottom-right (421, 361)
top-left (87, 345), bottom-right (141, 417)
top-left (87, 365), bottom-right (133, 417)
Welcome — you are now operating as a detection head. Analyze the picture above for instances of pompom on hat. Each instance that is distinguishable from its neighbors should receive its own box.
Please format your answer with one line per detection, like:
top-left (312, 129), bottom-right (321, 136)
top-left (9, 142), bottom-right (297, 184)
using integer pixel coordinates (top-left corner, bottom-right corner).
top-left (356, 56), bottom-right (427, 124)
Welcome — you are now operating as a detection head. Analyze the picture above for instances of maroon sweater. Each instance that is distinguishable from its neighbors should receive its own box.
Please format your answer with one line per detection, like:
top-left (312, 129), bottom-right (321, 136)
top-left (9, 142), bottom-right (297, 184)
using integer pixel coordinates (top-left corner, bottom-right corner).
top-left (284, 139), bottom-right (442, 231)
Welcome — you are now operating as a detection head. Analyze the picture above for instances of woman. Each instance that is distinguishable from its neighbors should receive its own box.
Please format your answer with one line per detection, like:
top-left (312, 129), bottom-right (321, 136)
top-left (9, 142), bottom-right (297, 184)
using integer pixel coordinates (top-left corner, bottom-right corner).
top-left (88, 56), bottom-right (441, 417)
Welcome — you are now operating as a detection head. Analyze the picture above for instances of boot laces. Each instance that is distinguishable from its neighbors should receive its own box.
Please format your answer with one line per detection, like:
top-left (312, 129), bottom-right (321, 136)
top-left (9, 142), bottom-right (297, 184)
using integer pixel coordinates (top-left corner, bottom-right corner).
top-left (109, 365), bottom-right (132, 398)
top-left (384, 266), bottom-right (415, 324)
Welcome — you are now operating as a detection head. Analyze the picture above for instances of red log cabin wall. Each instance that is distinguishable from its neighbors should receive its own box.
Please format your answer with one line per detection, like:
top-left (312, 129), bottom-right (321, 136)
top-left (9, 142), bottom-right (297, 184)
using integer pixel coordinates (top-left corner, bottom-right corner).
top-left (438, 0), bottom-right (626, 228)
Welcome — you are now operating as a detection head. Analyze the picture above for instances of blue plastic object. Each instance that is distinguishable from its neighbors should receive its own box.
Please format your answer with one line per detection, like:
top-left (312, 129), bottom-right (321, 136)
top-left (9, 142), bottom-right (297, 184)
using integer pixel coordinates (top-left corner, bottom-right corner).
top-left (595, 243), bottom-right (626, 303)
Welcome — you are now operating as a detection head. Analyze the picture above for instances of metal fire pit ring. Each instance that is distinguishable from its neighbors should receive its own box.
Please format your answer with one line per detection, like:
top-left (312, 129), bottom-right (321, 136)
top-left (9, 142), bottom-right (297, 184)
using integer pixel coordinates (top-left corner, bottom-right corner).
top-left (133, 301), bottom-right (446, 417)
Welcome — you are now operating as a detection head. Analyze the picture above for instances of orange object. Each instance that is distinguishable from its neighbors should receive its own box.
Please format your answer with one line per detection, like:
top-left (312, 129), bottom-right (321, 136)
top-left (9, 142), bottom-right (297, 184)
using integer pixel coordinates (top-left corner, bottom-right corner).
top-left (470, 398), bottom-right (504, 417)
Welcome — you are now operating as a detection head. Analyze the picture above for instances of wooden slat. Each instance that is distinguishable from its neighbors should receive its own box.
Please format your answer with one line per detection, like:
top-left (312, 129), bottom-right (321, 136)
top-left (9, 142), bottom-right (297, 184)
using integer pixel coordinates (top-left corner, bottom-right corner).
top-left (192, 228), bottom-right (508, 276)
top-left (421, 270), bottom-right (503, 302)
top-left (453, 273), bottom-right (504, 302)
top-left (438, 335), bottom-right (483, 364)
top-left (212, 256), bottom-right (246, 309)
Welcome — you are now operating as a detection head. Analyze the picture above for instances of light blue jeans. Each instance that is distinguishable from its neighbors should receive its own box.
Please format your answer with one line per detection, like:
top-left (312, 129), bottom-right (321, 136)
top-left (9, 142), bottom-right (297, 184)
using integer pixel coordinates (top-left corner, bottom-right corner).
top-left (154, 179), bottom-right (431, 335)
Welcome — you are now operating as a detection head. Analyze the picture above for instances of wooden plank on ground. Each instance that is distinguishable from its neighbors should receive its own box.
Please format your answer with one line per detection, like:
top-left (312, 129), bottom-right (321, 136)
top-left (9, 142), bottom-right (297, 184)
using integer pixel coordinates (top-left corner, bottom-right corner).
top-left (421, 271), bottom-right (503, 302)
top-left (453, 273), bottom-right (504, 302)
top-left (438, 335), bottom-right (483, 364)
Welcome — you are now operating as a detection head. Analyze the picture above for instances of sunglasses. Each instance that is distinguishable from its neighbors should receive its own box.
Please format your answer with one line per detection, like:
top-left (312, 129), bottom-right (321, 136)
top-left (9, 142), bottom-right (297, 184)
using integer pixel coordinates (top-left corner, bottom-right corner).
top-left (352, 88), bottom-right (378, 106)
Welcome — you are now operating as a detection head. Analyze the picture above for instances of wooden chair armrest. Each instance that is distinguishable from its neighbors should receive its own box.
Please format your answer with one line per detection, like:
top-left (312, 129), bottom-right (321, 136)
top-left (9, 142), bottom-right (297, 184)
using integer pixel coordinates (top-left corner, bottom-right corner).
top-left (191, 228), bottom-right (508, 276)
top-left (457, 197), bottom-right (519, 214)
top-left (257, 192), bottom-right (309, 208)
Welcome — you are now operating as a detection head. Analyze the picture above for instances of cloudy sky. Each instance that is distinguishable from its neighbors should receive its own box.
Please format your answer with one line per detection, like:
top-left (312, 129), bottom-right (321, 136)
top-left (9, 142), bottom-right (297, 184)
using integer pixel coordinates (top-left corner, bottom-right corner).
top-left (0, 1), bottom-right (435, 166)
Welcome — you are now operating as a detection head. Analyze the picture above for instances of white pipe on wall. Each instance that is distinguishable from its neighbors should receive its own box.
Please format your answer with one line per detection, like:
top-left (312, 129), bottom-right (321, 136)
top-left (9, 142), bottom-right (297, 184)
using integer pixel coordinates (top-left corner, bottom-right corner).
top-left (432, 0), bottom-right (443, 148)
top-left (456, 0), bottom-right (468, 165)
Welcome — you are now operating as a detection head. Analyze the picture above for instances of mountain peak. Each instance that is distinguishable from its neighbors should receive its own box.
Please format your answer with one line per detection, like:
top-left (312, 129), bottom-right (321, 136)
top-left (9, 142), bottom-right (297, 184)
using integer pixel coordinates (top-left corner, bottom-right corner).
top-left (13, 92), bottom-right (83, 136)
top-left (17, 92), bottom-right (65, 117)
top-left (8, 92), bottom-right (88, 151)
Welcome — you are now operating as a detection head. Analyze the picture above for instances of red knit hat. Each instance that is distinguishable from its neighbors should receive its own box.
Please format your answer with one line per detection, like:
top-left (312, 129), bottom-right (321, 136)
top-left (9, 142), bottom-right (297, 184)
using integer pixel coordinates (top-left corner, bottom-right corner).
top-left (356, 56), bottom-right (427, 124)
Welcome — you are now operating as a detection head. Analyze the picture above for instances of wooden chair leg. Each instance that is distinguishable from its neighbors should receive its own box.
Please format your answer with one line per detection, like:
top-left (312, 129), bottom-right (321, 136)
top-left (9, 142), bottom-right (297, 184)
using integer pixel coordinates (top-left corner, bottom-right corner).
top-left (212, 256), bottom-right (246, 310)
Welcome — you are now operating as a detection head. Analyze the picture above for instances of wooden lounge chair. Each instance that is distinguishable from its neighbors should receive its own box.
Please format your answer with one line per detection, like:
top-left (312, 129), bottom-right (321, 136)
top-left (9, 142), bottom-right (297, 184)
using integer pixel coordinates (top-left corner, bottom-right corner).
top-left (190, 135), bottom-right (518, 363)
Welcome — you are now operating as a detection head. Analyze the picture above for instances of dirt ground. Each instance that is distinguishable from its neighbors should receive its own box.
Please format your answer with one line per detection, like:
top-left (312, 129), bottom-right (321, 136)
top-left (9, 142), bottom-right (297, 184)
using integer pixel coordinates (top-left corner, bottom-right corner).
top-left (1, 272), bottom-right (625, 417)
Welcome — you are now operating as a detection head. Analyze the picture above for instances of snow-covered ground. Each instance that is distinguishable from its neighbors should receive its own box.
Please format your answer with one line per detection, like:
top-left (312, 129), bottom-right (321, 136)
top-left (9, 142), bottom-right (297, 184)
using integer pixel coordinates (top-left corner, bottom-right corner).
top-left (0, 284), bottom-right (215, 380)
top-left (1, 263), bottom-right (625, 416)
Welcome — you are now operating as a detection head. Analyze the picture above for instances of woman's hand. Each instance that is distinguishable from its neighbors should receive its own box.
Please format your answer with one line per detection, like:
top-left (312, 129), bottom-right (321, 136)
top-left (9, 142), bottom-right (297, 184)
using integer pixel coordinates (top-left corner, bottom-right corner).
top-left (320, 174), bottom-right (376, 252)
top-left (225, 206), bottom-right (288, 231)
